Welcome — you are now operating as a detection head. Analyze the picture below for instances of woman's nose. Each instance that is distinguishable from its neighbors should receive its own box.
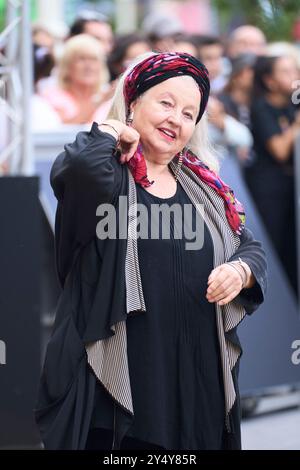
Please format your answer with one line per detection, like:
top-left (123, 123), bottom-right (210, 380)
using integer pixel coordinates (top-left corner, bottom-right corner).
top-left (167, 109), bottom-right (181, 125)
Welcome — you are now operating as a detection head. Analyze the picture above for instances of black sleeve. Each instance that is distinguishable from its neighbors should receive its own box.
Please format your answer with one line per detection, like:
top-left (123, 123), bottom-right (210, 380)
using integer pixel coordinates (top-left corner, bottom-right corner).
top-left (50, 122), bottom-right (124, 287)
top-left (227, 227), bottom-right (268, 314)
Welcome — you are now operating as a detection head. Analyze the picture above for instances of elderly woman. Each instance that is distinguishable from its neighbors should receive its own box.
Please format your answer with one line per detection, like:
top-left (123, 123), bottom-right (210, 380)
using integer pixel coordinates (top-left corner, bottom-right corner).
top-left (35, 52), bottom-right (267, 450)
top-left (41, 34), bottom-right (112, 124)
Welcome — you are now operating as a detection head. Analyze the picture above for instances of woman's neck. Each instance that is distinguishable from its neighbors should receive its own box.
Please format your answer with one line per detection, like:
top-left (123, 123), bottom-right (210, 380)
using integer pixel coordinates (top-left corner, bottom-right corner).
top-left (145, 158), bottom-right (170, 179)
top-left (266, 92), bottom-right (289, 108)
top-left (67, 83), bottom-right (96, 100)
top-left (142, 144), bottom-right (174, 177)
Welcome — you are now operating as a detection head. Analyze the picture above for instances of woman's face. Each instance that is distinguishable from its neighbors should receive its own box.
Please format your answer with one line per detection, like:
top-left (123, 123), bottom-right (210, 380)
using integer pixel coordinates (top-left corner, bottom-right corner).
top-left (268, 56), bottom-right (299, 96)
top-left (131, 75), bottom-right (201, 160)
top-left (68, 52), bottom-right (102, 88)
top-left (233, 67), bottom-right (254, 91)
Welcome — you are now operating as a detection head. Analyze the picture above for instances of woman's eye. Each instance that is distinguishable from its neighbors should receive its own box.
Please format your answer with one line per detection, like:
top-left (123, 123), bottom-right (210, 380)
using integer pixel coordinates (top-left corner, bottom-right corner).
top-left (184, 113), bottom-right (193, 120)
top-left (161, 100), bottom-right (172, 106)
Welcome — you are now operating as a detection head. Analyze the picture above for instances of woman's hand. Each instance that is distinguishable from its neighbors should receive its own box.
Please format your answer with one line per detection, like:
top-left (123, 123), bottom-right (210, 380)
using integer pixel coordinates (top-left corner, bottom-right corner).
top-left (98, 119), bottom-right (140, 164)
top-left (206, 262), bottom-right (252, 306)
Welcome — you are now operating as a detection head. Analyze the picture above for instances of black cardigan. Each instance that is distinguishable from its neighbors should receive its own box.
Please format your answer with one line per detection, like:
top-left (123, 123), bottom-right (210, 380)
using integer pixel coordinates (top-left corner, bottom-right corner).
top-left (34, 123), bottom-right (267, 449)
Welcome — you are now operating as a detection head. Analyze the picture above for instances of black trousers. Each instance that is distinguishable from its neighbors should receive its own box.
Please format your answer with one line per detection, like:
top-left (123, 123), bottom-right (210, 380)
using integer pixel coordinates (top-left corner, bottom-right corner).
top-left (85, 427), bottom-right (164, 450)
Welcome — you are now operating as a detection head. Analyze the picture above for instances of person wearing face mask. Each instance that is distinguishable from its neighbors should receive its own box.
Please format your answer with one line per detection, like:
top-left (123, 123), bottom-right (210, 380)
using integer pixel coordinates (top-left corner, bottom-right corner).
top-left (35, 52), bottom-right (267, 451)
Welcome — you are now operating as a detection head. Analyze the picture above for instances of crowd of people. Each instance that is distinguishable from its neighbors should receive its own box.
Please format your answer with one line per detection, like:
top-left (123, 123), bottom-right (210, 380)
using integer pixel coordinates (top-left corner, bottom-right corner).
top-left (3, 10), bottom-right (300, 293)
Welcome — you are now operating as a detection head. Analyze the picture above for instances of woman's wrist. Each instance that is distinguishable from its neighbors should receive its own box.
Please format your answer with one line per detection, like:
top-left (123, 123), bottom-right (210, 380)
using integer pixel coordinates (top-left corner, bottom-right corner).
top-left (226, 258), bottom-right (255, 289)
top-left (242, 264), bottom-right (255, 289)
top-left (98, 122), bottom-right (120, 145)
top-left (236, 259), bottom-right (255, 289)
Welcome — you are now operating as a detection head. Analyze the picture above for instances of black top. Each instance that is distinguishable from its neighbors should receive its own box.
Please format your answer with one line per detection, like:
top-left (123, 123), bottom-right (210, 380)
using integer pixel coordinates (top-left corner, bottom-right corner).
top-left (91, 182), bottom-right (226, 450)
top-left (249, 96), bottom-right (295, 179)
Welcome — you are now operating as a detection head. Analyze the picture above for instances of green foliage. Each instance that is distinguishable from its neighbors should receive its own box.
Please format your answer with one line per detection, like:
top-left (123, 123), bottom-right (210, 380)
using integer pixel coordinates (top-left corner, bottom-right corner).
top-left (0, 0), bottom-right (37, 33)
top-left (0, 0), bottom-right (6, 33)
top-left (212, 0), bottom-right (300, 41)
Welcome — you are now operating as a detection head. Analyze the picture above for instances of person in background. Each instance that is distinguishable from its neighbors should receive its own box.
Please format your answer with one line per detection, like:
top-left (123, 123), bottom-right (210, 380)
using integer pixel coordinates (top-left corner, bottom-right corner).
top-left (107, 33), bottom-right (151, 81)
top-left (32, 23), bottom-right (57, 52)
top-left (207, 96), bottom-right (253, 164)
top-left (142, 12), bottom-right (183, 53)
top-left (195, 35), bottom-right (227, 94)
top-left (40, 34), bottom-right (111, 125)
top-left (172, 34), bottom-right (199, 57)
top-left (266, 42), bottom-right (300, 113)
top-left (227, 25), bottom-right (267, 60)
top-left (266, 41), bottom-right (300, 73)
top-left (245, 55), bottom-right (300, 295)
top-left (32, 45), bottom-right (61, 131)
top-left (33, 44), bottom-right (55, 84)
top-left (0, 84), bottom-right (9, 174)
top-left (218, 53), bottom-right (256, 128)
top-left (69, 10), bottom-right (114, 56)
top-left (196, 37), bottom-right (253, 162)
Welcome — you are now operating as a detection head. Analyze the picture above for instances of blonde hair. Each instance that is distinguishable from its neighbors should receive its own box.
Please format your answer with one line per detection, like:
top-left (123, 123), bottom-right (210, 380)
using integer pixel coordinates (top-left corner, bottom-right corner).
top-left (107, 51), bottom-right (220, 173)
top-left (57, 34), bottom-right (109, 92)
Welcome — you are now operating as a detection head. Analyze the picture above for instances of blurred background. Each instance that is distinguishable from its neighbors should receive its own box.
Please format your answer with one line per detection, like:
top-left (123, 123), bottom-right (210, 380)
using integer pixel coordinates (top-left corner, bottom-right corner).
top-left (1, 0), bottom-right (300, 450)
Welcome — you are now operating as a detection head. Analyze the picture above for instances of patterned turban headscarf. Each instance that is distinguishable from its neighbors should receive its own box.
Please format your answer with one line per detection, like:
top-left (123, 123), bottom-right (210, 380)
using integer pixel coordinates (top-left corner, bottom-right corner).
top-left (123, 52), bottom-right (210, 123)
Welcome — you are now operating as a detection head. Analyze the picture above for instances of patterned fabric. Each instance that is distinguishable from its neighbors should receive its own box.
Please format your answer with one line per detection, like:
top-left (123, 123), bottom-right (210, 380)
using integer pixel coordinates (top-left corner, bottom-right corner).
top-left (123, 52), bottom-right (210, 123)
top-left (183, 151), bottom-right (246, 235)
top-left (128, 147), bottom-right (246, 235)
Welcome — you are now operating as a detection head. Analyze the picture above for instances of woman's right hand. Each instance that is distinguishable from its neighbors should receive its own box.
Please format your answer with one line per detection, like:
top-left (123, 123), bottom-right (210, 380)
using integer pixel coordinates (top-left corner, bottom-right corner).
top-left (98, 119), bottom-right (140, 164)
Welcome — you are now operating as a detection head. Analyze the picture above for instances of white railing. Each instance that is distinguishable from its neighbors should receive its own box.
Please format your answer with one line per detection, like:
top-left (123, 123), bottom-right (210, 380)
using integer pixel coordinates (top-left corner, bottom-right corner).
top-left (0, 0), bottom-right (33, 175)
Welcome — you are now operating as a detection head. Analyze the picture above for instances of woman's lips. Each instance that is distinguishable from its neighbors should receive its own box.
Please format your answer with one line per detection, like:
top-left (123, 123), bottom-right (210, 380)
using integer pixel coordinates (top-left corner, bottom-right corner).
top-left (157, 128), bottom-right (176, 142)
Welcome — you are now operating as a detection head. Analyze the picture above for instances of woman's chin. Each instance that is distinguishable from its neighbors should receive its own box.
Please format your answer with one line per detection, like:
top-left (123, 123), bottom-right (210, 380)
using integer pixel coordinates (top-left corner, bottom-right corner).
top-left (148, 147), bottom-right (178, 159)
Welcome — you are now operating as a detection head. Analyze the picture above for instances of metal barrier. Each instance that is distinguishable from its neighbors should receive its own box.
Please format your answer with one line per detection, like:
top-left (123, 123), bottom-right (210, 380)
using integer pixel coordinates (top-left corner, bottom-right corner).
top-left (33, 126), bottom-right (88, 229)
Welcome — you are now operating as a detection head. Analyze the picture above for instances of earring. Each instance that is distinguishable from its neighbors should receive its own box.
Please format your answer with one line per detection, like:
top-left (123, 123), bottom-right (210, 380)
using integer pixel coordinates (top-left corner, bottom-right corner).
top-left (126, 111), bottom-right (134, 126)
top-left (174, 149), bottom-right (184, 182)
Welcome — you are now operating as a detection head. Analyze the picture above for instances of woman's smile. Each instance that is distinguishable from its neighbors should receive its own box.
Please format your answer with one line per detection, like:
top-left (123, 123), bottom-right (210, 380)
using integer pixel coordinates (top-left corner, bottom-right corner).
top-left (157, 127), bottom-right (177, 142)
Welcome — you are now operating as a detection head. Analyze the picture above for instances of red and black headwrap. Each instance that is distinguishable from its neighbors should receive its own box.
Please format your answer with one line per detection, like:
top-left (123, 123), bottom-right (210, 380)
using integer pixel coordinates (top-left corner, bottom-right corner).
top-left (123, 52), bottom-right (210, 123)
